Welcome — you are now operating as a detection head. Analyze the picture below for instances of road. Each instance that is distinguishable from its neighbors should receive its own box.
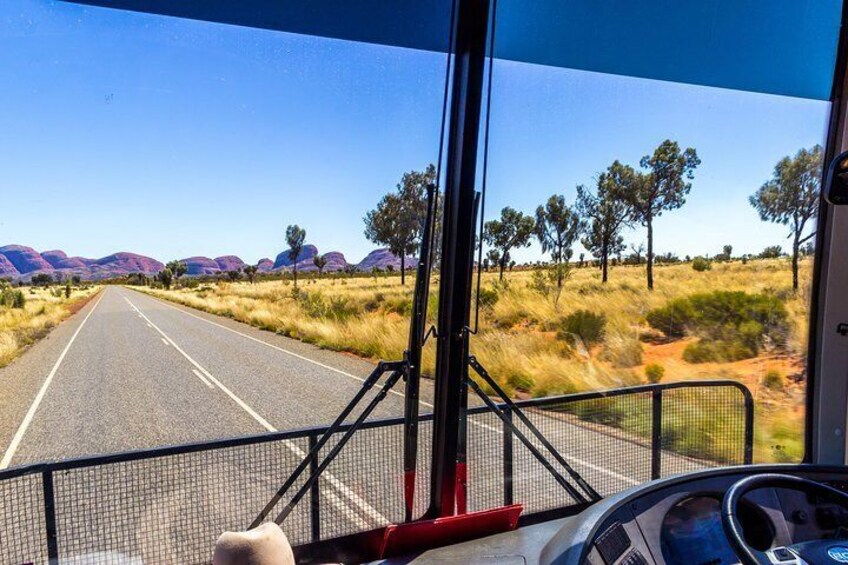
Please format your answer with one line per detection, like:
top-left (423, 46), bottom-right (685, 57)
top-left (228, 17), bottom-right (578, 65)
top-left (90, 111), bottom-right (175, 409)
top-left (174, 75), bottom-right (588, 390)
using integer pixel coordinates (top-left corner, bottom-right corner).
top-left (0, 286), bottom-right (421, 467)
top-left (0, 286), bottom-right (728, 564)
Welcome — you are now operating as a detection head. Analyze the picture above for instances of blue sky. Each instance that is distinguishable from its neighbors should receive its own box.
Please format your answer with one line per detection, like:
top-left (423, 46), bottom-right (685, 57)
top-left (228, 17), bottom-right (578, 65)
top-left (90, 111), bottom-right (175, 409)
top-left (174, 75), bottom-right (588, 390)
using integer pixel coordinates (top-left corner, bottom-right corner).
top-left (0, 0), bottom-right (832, 265)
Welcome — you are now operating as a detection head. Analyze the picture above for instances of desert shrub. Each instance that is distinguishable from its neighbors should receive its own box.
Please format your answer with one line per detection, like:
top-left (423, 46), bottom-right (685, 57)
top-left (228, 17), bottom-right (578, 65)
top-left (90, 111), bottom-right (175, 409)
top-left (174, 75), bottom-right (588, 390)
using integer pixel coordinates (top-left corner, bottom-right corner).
top-left (763, 369), bottom-right (785, 390)
top-left (692, 256), bottom-right (712, 272)
top-left (529, 269), bottom-right (552, 296)
top-left (506, 371), bottom-right (534, 392)
top-left (645, 300), bottom-right (695, 338)
top-left (645, 363), bottom-right (665, 383)
top-left (182, 278), bottom-right (200, 289)
top-left (0, 288), bottom-right (25, 308)
top-left (476, 286), bottom-right (500, 309)
top-left (648, 291), bottom-right (789, 363)
top-left (557, 310), bottom-right (606, 345)
top-left (600, 336), bottom-right (643, 368)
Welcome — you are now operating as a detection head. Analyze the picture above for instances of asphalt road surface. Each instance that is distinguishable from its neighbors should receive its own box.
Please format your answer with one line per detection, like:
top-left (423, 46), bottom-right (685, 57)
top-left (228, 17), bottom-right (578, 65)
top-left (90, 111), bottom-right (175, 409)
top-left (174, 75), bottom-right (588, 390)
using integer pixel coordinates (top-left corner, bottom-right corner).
top-left (0, 286), bottom-right (722, 563)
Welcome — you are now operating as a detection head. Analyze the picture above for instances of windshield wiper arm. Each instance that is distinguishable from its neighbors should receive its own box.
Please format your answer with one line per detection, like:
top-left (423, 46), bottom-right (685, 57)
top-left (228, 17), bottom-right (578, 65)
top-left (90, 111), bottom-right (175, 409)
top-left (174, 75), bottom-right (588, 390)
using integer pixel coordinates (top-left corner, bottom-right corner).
top-left (467, 356), bottom-right (602, 504)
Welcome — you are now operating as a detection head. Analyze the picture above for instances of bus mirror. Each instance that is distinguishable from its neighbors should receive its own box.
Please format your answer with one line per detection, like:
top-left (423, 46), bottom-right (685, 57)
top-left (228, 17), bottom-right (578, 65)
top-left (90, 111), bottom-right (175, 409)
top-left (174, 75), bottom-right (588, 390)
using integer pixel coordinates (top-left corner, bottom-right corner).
top-left (825, 150), bottom-right (848, 205)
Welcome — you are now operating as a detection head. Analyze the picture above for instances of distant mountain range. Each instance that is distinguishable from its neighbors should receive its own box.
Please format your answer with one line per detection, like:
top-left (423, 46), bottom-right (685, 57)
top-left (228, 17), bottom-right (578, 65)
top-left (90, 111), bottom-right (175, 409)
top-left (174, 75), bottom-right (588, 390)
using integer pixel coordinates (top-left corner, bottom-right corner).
top-left (0, 244), bottom-right (416, 281)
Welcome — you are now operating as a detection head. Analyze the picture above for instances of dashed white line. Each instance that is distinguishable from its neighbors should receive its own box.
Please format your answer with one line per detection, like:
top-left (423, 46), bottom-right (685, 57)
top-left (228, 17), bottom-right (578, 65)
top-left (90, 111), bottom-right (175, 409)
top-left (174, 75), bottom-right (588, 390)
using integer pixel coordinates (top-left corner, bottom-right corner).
top-left (191, 369), bottom-right (213, 388)
top-left (0, 291), bottom-right (105, 469)
top-left (161, 338), bottom-right (169, 346)
top-left (129, 290), bottom-right (637, 487)
top-left (138, 293), bottom-right (427, 404)
top-left (123, 293), bottom-right (388, 526)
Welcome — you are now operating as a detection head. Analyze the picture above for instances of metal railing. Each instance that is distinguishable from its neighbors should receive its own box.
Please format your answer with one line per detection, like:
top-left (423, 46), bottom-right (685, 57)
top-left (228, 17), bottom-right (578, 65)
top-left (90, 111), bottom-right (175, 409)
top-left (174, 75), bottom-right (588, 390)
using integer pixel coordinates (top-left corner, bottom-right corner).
top-left (0, 380), bottom-right (752, 564)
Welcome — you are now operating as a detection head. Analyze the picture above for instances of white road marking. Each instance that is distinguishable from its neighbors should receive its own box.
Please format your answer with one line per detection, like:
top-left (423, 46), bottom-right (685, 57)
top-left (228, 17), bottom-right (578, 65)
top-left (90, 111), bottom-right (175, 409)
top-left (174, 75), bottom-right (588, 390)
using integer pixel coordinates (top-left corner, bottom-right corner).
top-left (191, 369), bottom-right (213, 388)
top-left (139, 293), bottom-right (427, 404)
top-left (122, 293), bottom-right (389, 526)
top-left (137, 292), bottom-right (513, 436)
top-left (161, 338), bottom-right (169, 346)
top-left (128, 290), bottom-right (637, 488)
top-left (147, 323), bottom-right (153, 329)
top-left (563, 453), bottom-right (640, 486)
top-left (0, 291), bottom-right (105, 469)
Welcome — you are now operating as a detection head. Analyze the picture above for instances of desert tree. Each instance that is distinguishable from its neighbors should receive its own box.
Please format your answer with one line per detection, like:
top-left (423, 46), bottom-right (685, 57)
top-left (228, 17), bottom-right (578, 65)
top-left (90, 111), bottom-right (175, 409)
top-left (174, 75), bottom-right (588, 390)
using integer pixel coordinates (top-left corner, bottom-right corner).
top-left (611, 140), bottom-right (700, 290)
top-left (363, 164), bottom-right (436, 285)
top-left (576, 162), bottom-right (634, 283)
top-left (749, 145), bottom-right (822, 290)
top-left (226, 269), bottom-right (241, 282)
top-left (166, 260), bottom-right (187, 283)
top-left (535, 194), bottom-right (581, 289)
top-left (483, 207), bottom-right (535, 281)
top-left (158, 268), bottom-right (173, 290)
top-left (721, 244), bottom-right (733, 261)
top-left (285, 224), bottom-right (306, 288)
top-left (485, 249), bottom-right (502, 272)
top-left (31, 273), bottom-right (53, 287)
top-left (629, 242), bottom-right (645, 265)
top-left (313, 254), bottom-right (327, 277)
top-left (243, 264), bottom-right (258, 284)
top-left (759, 245), bottom-right (784, 259)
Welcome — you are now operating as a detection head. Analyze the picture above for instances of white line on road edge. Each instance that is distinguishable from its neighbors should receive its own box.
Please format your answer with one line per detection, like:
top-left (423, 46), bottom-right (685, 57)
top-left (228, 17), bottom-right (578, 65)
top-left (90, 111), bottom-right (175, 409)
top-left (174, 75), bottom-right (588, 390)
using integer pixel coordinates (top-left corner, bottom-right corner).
top-left (161, 338), bottom-right (169, 346)
top-left (0, 291), bottom-right (106, 469)
top-left (132, 290), bottom-right (635, 486)
top-left (123, 294), bottom-right (388, 527)
top-left (191, 369), bottom-right (214, 388)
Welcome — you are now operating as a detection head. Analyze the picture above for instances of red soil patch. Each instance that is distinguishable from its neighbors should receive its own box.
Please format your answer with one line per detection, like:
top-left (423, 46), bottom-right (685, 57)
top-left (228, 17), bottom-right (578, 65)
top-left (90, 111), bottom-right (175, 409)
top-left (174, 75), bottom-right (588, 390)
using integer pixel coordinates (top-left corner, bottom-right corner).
top-left (637, 337), bottom-right (805, 394)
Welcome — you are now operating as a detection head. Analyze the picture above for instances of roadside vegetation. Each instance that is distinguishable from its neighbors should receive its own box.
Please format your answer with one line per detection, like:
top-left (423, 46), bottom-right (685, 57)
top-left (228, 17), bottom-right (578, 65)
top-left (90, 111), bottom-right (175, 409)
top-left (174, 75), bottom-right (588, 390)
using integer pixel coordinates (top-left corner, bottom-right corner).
top-left (0, 280), bottom-right (100, 368)
top-left (96, 142), bottom-right (825, 463)
top-left (138, 256), bottom-right (811, 463)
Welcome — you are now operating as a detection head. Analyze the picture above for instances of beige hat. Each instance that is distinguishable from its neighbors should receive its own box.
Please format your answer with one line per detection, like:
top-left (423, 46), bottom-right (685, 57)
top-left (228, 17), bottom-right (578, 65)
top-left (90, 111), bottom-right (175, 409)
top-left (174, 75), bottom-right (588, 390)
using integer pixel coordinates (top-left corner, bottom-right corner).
top-left (212, 522), bottom-right (295, 565)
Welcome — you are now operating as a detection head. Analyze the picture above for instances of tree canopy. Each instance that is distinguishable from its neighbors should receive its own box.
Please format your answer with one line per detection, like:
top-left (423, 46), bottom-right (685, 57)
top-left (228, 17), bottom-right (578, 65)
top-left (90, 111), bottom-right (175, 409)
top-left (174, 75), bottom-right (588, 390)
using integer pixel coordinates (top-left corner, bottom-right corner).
top-left (576, 161), bottom-right (634, 283)
top-left (363, 164), bottom-right (436, 284)
top-left (535, 194), bottom-right (581, 288)
top-left (285, 224), bottom-right (307, 287)
top-left (610, 139), bottom-right (700, 289)
top-left (750, 144), bottom-right (822, 290)
top-left (484, 206), bottom-right (535, 280)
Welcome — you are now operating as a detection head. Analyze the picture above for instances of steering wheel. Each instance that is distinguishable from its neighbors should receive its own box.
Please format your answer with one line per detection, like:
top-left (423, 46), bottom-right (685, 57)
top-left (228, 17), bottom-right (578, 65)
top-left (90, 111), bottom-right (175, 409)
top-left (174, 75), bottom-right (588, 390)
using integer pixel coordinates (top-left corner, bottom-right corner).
top-left (722, 473), bottom-right (848, 565)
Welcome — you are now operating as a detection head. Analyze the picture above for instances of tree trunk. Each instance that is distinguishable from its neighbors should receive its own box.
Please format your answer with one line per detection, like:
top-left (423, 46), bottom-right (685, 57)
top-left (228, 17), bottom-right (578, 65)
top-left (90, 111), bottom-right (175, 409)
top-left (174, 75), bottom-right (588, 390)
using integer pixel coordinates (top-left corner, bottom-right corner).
top-left (400, 255), bottom-right (406, 285)
top-left (792, 233), bottom-right (800, 291)
top-left (293, 264), bottom-right (298, 288)
top-left (601, 248), bottom-right (608, 283)
top-left (499, 258), bottom-right (505, 281)
top-left (556, 258), bottom-right (563, 289)
top-left (646, 213), bottom-right (654, 291)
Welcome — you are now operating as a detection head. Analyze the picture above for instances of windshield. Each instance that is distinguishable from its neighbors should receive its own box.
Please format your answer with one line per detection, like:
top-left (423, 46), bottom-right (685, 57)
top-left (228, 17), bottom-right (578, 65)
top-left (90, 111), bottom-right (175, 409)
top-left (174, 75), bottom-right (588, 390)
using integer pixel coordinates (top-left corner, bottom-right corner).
top-left (465, 0), bottom-right (834, 508)
top-left (0, 0), bottom-right (840, 562)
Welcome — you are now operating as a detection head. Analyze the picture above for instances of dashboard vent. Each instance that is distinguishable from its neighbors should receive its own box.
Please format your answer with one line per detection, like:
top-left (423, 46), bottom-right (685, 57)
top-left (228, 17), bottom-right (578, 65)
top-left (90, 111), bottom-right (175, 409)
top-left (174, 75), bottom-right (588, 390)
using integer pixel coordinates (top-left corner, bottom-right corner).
top-left (595, 522), bottom-right (631, 564)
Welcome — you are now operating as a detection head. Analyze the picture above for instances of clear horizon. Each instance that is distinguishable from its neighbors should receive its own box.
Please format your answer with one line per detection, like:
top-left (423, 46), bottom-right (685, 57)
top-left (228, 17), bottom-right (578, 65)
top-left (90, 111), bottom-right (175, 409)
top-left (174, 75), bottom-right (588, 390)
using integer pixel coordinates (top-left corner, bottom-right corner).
top-left (0, 0), bottom-right (831, 266)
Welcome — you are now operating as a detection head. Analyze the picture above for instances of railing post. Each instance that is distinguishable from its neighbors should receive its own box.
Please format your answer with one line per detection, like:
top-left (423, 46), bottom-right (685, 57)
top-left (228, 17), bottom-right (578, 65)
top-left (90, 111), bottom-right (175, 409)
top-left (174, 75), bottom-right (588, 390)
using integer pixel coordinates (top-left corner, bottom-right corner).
top-left (43, 469), bottom-right (59, 563)
top-left (651, 389), bottom-right (663, 480)
top-left (503, 406), bottom-right (514, 506)
top-left (743, 389), bottom-right (755, 465)
top-left (309, 434), bottom-right (321, 542)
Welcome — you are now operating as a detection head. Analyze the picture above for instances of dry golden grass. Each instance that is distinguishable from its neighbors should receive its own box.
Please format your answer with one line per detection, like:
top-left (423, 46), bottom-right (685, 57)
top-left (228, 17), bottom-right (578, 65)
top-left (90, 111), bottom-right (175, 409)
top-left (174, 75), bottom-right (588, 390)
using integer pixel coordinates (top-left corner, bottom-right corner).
top-left (0, 285), bottom-right (101, 368)
top-left (139, 257), bottom-right (812, 462)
